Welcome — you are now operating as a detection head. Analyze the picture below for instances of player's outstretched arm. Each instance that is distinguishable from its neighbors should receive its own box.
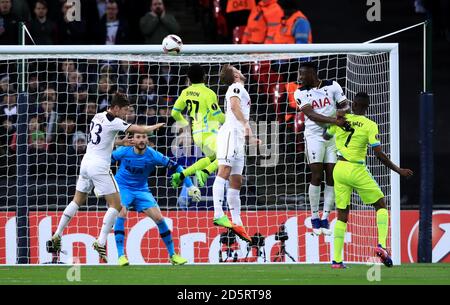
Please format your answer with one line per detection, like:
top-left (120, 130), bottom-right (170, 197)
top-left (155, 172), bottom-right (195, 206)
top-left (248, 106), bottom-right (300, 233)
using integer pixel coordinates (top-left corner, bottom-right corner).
top-left (127, 123), bottom-right (165, 134)
top-left (301, 105), bottom-right (346, 127)
top-left (171, 94), bottom-right (189, 128)
top-left (373, 145), bottom-right (414, 177)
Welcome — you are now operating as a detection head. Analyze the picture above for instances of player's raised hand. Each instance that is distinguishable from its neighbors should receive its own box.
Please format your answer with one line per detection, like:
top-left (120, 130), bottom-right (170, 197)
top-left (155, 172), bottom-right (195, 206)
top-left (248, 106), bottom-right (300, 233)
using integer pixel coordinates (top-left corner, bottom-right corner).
top-left (122, 134), bottom-right (135, 146)
top-left (398, 168), bottom-right (413, 177)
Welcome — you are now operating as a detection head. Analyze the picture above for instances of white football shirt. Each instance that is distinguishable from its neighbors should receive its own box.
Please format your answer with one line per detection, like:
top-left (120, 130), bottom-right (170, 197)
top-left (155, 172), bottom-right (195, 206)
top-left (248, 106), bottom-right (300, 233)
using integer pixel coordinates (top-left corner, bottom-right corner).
top-left (223, 82), bottom-right (251, 132)
top-left (294, 80), bottom-right (346, 137)
top-left (83, 111), bottom-right (131, 166)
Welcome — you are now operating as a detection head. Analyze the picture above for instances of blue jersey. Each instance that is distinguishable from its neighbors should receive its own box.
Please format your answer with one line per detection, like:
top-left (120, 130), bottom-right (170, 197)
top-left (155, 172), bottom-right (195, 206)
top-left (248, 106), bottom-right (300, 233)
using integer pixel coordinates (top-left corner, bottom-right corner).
top-left (112, 146), bottom-right (171, 191)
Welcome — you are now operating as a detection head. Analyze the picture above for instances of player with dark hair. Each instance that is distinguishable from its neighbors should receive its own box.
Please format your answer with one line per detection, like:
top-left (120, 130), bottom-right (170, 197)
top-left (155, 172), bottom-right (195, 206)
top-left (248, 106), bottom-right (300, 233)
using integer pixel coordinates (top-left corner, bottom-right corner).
top-left (47, 92), bottom-right (165, 262)
top-left (112, 132), bottom-right (200, 266)
top-left (324, 92), bottom-right (413, 268)
top-left (171, 64), bottom-right (225, 188)
top-left (295, 61), bottom-right (349, 236)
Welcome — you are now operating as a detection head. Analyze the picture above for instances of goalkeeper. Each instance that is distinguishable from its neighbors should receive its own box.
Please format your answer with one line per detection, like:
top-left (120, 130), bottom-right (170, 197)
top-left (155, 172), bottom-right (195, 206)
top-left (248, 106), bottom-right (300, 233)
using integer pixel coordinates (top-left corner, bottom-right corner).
top-left (324, 92), bottom-right (413, 269)
top-left (171, 64), bottom-right (225, 188)
top-left (112, 132), bottom-right (201, 266)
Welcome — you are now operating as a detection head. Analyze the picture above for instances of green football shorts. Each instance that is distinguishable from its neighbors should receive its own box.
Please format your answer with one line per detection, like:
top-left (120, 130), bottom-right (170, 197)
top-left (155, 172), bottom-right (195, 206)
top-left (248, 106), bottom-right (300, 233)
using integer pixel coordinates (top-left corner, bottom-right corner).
top-left (333, 160), bottom-right (385, 209)
top-left (193, 132), bottom-right (217, 159)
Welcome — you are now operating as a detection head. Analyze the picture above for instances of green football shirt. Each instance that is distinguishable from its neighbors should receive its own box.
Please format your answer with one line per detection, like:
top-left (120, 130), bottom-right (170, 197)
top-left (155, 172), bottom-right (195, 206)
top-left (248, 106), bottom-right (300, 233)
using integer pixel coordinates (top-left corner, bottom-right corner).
top-left (172, 83), bottom-right (224, 134)
top-left (326, 114), bottom-right (381, 164)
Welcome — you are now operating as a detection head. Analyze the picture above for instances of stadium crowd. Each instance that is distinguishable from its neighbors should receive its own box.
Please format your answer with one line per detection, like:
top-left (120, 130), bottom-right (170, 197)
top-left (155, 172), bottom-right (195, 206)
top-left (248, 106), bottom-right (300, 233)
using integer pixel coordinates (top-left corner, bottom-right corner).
top-left (0, 0), bottom-right (315, 180)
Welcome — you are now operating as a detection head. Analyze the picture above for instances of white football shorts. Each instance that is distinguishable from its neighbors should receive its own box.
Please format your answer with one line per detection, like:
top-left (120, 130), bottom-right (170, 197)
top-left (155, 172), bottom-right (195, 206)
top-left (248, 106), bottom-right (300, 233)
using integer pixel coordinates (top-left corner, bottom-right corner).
top-left (304, 134), bottom-right (337, 164)
top-left (75, 159), bottom-right (120, 196)
top-left (216, 126), bottom-right (245, 175)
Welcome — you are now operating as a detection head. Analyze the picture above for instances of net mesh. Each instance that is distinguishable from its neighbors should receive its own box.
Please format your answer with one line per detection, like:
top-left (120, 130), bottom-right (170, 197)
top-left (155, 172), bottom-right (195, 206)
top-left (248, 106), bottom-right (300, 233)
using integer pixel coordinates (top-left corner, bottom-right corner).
top-left (0, 51), bottom-right (392, 264)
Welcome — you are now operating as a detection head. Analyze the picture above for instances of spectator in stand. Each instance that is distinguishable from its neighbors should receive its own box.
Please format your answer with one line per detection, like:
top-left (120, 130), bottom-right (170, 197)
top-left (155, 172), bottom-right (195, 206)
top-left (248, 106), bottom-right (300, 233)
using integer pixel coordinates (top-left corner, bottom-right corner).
top-left (137, 104), bottom-right (158, 126)
top-left (241, 0), bottom-right (283, 44)
top-left (96, 75), bottom-right (115, 111)
top-left (0, 90), bottom-right (16, 151)
top-left (27, 73), bottom-right (40, 104)
top-left (125, 104), bottom-right (137, 124)
top-left (274, 1), bottom-right (312, 44)
top-left (57, 0), bottom-right (87, 44)
top-left (221, 0), bottom-right (255, 43)
top-left (57, 61), bottom-right (80, 115)
top-left (37, 98), bottom-right (58, 145)
top-left (27, 115), bottom-right (52, 177)
top-left (155, 63), bottom-right (180, 97)
top-left (140, 0), bottom-right (180, 44)
top-left (0, 90), bottom-right (17, 125)
top-left (117, 60), bottom-right (139, 96)
top-left (76, 101), bottom-right (97, 134)
top-left (137, 75), bottom-right (157, 115)
top-left (94, 0), bottom-right (130, 45)
top-left (41, 87), bottom-right (57, 105)
top-left (55, 115), bottom-right (77, 175)
top-left (0, 75), bottom-right (13, 93)
top-left (27, 0), bottom-right (58, 45)
top-left (0, 0), bottom-right (19, 44)
top-left (67, 130), bottom-right (87, 169)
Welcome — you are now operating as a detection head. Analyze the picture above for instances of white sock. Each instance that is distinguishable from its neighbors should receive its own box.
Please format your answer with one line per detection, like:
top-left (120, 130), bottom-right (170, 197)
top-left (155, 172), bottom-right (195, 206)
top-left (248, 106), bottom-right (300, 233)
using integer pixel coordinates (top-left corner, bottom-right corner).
top-left (213, 176), bottom-right (226, 219)
top-left (54, 201), bottom-right (79, 237)
top-left (322, 185), bottom-right (335, 220)
top-left (98, 208), bottom-right (119, 246)
top-left (227, 188), bottom-right (242, 226)
top-left (309, 184), bottom-right (321, 219)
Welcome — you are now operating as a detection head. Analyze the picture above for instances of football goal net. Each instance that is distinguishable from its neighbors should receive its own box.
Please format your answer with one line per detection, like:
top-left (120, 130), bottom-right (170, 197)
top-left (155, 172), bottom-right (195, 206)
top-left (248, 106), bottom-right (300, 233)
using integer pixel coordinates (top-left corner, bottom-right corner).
top-left (0, 43), bottom-right (399, 265)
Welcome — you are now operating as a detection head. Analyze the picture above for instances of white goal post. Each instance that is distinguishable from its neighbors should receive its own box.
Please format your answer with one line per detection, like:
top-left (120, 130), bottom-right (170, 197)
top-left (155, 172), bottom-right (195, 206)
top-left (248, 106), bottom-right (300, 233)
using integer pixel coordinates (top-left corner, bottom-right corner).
top-left (0, 43), bottom-right (400, 265)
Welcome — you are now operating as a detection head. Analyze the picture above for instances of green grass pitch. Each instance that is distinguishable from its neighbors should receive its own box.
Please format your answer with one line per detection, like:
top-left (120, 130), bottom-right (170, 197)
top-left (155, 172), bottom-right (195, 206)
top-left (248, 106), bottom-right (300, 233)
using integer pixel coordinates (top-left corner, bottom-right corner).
top-left (0, 264), bottom-right (449, 285)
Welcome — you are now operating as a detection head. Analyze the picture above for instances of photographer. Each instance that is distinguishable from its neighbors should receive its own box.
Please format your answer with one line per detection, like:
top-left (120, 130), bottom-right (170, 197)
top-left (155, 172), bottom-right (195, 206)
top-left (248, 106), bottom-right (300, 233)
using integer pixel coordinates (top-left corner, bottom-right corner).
top-left (140, 0), bottom-right (180, 44)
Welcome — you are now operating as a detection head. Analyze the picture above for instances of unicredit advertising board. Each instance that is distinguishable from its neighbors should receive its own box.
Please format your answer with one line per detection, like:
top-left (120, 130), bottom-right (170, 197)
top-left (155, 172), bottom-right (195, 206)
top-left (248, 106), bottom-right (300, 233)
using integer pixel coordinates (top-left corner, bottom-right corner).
top-left (0, 211), bottom-right (449, 264)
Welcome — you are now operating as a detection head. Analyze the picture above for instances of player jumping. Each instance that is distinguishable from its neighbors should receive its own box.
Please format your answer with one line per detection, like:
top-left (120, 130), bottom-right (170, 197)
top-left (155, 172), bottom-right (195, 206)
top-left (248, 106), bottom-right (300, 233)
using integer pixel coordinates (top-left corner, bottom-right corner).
top-left (112, 132), bottom-right (200, 266)
top-left (47, 92), bottom-right (165, 263)
top-left (295, 61), bottom-right (349, 235)
top-left (212, 64), bottom-right (261, 243)
top-left (171, 64), bottom-right (225, 188)
top-left (324, 92), bottom-right (413, 268)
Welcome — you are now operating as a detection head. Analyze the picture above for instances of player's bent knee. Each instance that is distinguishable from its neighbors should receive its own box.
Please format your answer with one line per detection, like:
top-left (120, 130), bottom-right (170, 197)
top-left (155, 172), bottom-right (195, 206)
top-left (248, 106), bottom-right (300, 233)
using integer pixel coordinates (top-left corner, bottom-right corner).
top-left (104, 192), bottom-right (122, 211)
top-left (217, 165), bottom-right (231, 180)
top-left (73, 191), bottom-right (88, 206)
top-left (373, 197), bottom-right (386, 210)
top-left (337, 208), bottom-right (349, 223)
top-left (229, 175), bottom-right (242, 189)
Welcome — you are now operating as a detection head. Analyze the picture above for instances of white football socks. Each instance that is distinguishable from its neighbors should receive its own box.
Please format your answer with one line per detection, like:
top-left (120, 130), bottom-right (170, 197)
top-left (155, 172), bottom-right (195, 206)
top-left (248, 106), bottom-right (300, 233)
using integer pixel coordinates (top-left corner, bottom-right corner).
top-left (227, 188), bottom-right (242, 226)
top-left (309, 184), bottom-right (321, 220)
top-left (97, 207), bottom-right (119, 246)
top-left (54, 201), bottom-right (79, 237)
top-left (322, 185), bottom-right (335, 220)
top-left (213, 176), bottom-right (226, 219)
